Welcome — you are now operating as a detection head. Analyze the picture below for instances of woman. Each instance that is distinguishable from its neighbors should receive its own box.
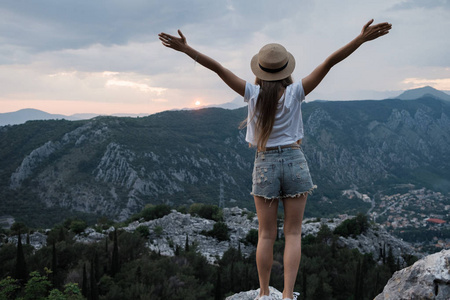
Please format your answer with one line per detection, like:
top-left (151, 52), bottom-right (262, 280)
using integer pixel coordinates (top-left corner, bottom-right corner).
top-left (159, 19), bottom-right (391, 300)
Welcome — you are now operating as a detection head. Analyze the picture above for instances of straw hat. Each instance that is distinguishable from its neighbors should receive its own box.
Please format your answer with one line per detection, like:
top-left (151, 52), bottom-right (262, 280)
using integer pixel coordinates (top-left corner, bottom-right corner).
top-left (250, 43), bottom-right (295, 81)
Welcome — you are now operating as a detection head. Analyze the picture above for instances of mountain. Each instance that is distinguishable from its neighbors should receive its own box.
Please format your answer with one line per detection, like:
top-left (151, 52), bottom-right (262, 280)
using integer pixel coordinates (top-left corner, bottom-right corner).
top-left (0, 108), bottom-right (81, 126)
top-left (396, 86), bottom-right (450, 101)
top-left (1, 97), bottom-right (450, 227)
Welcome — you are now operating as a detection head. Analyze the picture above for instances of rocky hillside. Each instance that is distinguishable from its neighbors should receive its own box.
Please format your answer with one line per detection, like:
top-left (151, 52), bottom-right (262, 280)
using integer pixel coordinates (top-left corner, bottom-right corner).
top-left (227, 249), bottom-right (450, 300)
top-left (1, 97), bottom-right (450, 226)
top-left (2, 207), bottom-right (417, 267)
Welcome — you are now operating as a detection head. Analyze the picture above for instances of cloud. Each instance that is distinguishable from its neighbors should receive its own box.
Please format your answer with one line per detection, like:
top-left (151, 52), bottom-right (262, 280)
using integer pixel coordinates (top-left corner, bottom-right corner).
top-left (401, 77), bottom-right (450, 90)
top-left (390, 0), bottom-right (450, 10)
top-left (105, 79), bottom-right (166, 95)
top-left (0, 0), bottom-right (449, 115)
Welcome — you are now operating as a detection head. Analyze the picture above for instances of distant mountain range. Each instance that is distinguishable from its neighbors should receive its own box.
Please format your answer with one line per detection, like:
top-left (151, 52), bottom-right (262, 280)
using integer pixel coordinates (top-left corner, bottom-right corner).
top-left (1, 86), bottom-right (449, 127)
top-left (1, 91), bottom-right (449, 227)
top-left (395, 86), bottom-right (450, 101)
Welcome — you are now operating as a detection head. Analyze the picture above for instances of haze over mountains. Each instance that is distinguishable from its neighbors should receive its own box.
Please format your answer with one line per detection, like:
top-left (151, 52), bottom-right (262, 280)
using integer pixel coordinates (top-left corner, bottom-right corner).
top-left (1, 86), bottom-right (449, 126)
top-left (1, 86), bottom-right (449, 227)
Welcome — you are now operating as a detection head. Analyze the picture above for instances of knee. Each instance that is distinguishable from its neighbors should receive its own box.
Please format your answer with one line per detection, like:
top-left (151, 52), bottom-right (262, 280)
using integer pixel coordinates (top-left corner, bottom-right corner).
top-left (259, 228), bottom-right (277, 242)
top-left (283, 225), bottom-right (302, 237)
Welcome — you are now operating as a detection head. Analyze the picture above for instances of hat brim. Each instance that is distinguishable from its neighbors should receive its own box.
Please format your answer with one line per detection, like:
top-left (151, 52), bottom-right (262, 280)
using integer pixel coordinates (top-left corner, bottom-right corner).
top-left (250, 51), bottom-right (295, 81)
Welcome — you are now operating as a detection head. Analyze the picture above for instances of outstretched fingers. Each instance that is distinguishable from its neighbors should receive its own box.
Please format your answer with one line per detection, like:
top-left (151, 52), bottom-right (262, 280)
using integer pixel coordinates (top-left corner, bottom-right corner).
top-left (361, 19), bottom-right (392, 41)
top-left (362, 19), bottom-right (374, 32)
top-left (158, 30), bottom-right (188, 51)
top-left (158, 32), bottom-right (173, 47)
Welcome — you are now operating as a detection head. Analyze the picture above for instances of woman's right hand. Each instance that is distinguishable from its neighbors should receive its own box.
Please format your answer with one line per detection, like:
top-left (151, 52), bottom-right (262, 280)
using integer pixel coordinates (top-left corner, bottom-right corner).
top-left (158, 30), bottom-right (188, 52)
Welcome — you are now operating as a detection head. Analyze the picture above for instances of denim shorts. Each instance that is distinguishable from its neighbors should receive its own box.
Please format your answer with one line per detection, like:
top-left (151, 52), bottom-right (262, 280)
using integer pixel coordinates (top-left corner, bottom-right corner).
top-left (251, 147), bottom-right (316, 200)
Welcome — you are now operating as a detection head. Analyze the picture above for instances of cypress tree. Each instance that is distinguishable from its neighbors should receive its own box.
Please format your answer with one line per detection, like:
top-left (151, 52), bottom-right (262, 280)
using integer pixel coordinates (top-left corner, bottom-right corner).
top-left (111, 229), bottom-right (119, 276)
top-left (387, 247), bottom-right (396, 273)
top-left (354, 259), bottom-right (363, 300)
top-left (214, 269), bottom-right (222, 300)
top-left (90, 259), bottom-right (99, 300)
top-left (136, 266), bottom-right (142, 283)
top-left (26, 232), bottom-right (30, 245)
top-left (15, 233), bottom-right (27, 282)
top-left (185, 234), bottom-right (189, 252)
top-left (51, 241), bottom-right (57, 287)
top-left (230, 261), bottom-right (235, 292)
top-left (82, 263), bottom-right (88, 298)
top-left (302, 267), bottom-right (307, 297)
top-left (58, 227), bottom-right (65, 242)
top-left (104, 237), bottom-right (109, 274)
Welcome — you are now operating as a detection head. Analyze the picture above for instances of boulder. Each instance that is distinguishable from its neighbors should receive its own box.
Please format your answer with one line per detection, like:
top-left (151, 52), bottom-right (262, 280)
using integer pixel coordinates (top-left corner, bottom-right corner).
top-left (375, 249), bottom-right (450, 300)
top-left (225, 286), bottom-right (283, 300)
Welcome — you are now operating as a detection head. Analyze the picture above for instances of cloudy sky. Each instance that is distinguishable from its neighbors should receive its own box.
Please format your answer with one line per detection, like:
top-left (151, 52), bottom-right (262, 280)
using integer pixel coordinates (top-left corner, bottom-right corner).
top-left (1, 0), bottom-right (449, 116)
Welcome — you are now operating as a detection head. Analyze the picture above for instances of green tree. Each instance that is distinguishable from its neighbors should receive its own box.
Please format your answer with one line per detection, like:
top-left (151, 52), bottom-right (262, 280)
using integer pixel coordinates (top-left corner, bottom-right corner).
top-left (189, 203), bottom-right (223, 221)
top-left (205, 222), bottom-right (230, 241)
top-left (111, 230), bottom-right (119, 276)
top-left (135, 225), bottom-right (150, 238)
top-left (90, 260), bottom-right (99, 300)
top-left (15, 233), bottom-right (27, 282)
top-left (70, 220), bottom-right (87, 235)
top-left (137, 204), bottom-right (171, 221)
top-left (23, 271), bottom-right (52, 300)
top-left (244, 229), bottom-right (258, 246)
top-left (0, 276), bottom-right (20, 299)
top-left (81, 263), bottom-right (87, 298)
top-left (10, 222), bottom-right (28, 235)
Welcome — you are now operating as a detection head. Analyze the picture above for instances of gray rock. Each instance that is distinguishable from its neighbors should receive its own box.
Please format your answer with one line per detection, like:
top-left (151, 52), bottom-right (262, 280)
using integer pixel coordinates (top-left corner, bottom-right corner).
top-left (301, 216), bottom-right (420, 267)
top-left (375, 249), bottom-right (450, 300)
top-left (122, 207), bottom-right (258, 264)
top-left (225, 286), bottom-right (283, 300)
top-left (7, 232), bottom-right (47, 250)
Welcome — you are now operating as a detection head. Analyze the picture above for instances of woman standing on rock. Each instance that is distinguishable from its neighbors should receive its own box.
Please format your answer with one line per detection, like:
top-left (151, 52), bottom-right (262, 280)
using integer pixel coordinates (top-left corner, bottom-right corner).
top-left (159, 19), bottom-right (391, 300)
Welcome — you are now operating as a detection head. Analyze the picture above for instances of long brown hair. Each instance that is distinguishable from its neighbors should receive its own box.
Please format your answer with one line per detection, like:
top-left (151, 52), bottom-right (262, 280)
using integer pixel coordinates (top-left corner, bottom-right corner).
top-left (241, 76), bottom-right (293, 150)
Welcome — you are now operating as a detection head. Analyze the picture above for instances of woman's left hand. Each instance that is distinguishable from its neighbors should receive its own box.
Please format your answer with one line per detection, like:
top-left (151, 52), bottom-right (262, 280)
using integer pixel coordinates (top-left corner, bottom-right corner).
top-left (158, 30), bottom-right (188, 52)
top-left (359, 19), bottom-right (392, 42)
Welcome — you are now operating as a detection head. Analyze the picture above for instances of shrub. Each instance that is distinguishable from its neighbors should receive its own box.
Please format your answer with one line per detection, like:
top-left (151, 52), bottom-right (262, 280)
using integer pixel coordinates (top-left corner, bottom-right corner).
top-left (189, 203), bottom-right (223, 221)
top-left (135, 225), bottom-right (150, 238)
top-left (153, 226), bottom-right (163, 237)
top-left (204, 222), bottom-right (230, 241)
top-left (334, 213), bottom-right (369, 237)
top-left (70, 220), bottom-right (87, 234)
top-left (244, 229), bottom-right (258, 246)
top-left (139, 204), bottom-right (171, 221)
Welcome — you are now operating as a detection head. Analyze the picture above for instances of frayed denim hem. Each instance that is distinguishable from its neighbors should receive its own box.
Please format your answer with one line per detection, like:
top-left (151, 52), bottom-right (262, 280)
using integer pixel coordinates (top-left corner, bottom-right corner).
top-left (251, 185), bottom-right (317, 207)
top-left (281, 184), bottom-right (317, 199)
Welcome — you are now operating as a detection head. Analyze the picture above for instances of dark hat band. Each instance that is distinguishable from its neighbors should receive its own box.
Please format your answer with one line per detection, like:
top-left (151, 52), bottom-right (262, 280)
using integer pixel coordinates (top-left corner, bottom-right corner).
top-left (258, 61), bottom-right (289, 73)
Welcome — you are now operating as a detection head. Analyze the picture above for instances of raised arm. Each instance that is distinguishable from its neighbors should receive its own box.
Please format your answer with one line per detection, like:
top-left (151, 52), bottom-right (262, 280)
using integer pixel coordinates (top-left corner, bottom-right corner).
top-left (159, 30), bottom-right (246, 97)
top-left (302, 19), bottom-right (392, 96)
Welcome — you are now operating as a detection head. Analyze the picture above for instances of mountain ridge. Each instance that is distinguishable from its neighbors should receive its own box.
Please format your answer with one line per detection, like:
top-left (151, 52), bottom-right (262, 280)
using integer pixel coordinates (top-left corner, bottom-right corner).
top-left (1, 97), bottom-right (450, 227)
top-left (2, 86), bottom-right (449, 126)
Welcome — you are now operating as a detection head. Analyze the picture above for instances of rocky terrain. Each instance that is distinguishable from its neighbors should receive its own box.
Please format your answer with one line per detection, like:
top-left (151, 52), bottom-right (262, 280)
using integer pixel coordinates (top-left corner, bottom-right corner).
top-left (226, 249), bottom-right (450, 300)
top-left (375, 249), bottom-right (450, 300)
top-left (2, 207), bottom-right (419, 268)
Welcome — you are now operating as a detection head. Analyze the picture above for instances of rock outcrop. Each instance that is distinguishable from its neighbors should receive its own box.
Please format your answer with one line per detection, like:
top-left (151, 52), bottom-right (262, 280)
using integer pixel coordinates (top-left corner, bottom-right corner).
top-left (301, 216), bottom-right (421, 266)
top-left (375, 249), bottom-right (450, 300)
top-left (123, 207), bottom-right (258, 264)
top-left (225, 286), bottom-right (283, 300)
top-left (3, 232), bottom-right (48, 250)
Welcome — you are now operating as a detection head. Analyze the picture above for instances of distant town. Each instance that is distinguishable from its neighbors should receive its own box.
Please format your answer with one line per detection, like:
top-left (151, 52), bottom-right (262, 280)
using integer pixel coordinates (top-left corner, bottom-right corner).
top-left (344, 186), bottom-right (450, 253)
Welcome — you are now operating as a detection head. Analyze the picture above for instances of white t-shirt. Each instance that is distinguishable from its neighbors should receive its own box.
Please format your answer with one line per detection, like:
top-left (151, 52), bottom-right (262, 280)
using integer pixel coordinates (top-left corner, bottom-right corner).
top-left (244, 81), bottom-right (306, 147)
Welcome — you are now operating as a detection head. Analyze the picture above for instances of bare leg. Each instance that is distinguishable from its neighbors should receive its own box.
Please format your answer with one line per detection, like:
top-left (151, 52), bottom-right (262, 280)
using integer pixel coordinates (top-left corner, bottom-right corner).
top-left (254, 196), bottom-right (279, 297)
top-left (282, 194), bottom-right (307, 299)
